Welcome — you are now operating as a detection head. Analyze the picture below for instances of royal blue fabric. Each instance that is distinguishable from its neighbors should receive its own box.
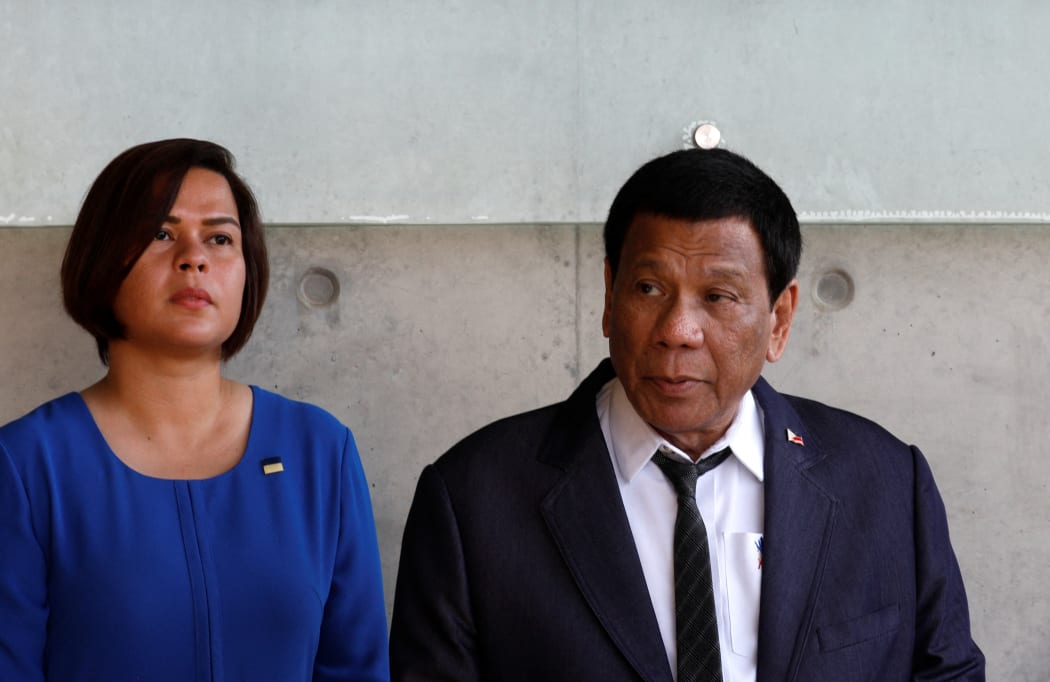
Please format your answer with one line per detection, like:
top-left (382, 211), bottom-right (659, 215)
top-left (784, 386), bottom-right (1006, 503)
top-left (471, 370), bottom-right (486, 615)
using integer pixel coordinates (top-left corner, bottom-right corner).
top-left (0, 387), bottom-right (389, 681)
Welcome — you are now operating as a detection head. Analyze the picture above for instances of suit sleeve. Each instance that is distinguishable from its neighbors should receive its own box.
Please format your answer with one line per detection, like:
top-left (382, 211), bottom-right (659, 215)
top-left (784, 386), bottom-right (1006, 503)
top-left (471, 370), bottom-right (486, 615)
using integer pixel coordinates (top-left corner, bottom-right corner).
top-left (313, 428), bottom-right (390, 681)
top-left (389, 464), bottom-right (482, 682)
top-left (910, 446), bottom-right (986, 681)
top-left (0, 441), bottom-right (47, 682)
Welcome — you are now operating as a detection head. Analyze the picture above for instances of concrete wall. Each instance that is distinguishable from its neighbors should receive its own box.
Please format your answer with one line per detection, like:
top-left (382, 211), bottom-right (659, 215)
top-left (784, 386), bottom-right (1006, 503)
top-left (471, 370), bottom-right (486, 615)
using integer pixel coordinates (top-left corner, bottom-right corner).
top-left (5, 1), bottom-right (1050, 224)
top-left (3, 223), bottom-right (1047, 678)
top-left (3, 1), bottom-right (1048, 679)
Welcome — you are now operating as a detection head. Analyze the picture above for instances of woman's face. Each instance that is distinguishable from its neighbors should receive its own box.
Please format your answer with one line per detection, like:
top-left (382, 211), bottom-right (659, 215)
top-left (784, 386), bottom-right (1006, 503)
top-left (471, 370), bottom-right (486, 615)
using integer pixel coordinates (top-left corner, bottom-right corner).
top-left (111, 167), bottom-right (246, 359)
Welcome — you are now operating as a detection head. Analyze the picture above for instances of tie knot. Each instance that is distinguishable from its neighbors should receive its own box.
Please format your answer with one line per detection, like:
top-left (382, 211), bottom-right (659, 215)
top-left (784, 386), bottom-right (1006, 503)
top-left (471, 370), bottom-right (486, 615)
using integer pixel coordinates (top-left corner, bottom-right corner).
top-left (652, 447), bottom-right (731, 499)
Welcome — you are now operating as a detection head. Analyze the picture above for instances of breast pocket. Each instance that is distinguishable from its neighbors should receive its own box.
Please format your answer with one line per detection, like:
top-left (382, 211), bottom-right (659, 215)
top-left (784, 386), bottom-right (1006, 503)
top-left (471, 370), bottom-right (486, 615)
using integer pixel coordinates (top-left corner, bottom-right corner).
top-left (723, 531), bottom-right (763, 658)
top-left (817, 604), bottom-right (901, 652)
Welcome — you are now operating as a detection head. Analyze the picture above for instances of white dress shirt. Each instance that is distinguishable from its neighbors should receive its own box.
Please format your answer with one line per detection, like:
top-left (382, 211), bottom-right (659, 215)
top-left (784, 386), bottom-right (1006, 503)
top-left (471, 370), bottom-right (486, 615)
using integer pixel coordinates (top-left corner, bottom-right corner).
top-left (597, 378), bottom-right (765, 682)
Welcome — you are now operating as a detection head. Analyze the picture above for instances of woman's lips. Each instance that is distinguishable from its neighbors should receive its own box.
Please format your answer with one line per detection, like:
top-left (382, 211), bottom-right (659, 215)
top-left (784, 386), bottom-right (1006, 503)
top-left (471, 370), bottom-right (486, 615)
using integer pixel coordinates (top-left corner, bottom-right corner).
top-left (171, 287), bottom-right (212, 309)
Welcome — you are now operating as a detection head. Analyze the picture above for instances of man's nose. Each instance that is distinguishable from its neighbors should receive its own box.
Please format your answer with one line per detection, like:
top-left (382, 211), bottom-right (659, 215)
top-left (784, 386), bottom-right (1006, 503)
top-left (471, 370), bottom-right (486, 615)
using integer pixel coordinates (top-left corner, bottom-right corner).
top-left (654, 297), bottom-right (704, 348)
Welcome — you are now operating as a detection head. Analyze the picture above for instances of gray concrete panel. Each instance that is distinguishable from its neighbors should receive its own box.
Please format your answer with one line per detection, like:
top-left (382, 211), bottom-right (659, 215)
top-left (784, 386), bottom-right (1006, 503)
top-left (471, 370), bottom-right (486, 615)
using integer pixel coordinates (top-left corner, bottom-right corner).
top-left (1, 0), bottom-right (579, 225)
top-left (0, 229), bottom-right (105, 405)
top-left (4, 2), bottom-right (1050, 224)
top-left (1, 223), bottom-right (1046, 678)
top-left (576, 2), bottom-right (1050, 223)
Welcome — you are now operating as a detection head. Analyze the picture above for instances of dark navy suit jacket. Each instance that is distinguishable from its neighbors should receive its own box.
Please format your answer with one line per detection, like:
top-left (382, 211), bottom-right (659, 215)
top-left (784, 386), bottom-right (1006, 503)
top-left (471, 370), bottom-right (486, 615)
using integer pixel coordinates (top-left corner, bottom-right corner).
top-left (390, 360), bottom-right (984, 681)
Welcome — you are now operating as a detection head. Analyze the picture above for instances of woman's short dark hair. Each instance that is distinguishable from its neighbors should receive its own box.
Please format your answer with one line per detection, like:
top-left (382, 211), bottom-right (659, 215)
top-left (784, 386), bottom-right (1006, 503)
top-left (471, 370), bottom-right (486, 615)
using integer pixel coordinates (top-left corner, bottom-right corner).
top-left (61, 138), bottom-right (269, 365)
top-left (603, 148), bottom-right (801, 306)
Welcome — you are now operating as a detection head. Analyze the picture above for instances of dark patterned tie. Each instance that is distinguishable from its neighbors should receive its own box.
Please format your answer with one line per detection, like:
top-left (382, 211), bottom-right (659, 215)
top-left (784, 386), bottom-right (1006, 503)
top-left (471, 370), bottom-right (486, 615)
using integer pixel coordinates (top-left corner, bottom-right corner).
top-left (652, 447), bottom-right (732, 682)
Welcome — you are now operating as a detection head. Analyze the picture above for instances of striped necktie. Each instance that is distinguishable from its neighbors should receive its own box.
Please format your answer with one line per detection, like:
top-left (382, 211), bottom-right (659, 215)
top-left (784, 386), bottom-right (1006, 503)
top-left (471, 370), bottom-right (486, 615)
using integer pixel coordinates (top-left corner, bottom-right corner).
top-left (652, 446), bottom-right (732, 682)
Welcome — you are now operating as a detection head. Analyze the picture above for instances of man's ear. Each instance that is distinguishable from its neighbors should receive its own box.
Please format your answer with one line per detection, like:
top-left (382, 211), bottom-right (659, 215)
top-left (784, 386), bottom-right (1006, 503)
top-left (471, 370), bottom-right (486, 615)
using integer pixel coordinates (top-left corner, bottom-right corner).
top-left (602, 260), bottom-right (613, 339)
top-left (766, 279), bottom-right (799, 362)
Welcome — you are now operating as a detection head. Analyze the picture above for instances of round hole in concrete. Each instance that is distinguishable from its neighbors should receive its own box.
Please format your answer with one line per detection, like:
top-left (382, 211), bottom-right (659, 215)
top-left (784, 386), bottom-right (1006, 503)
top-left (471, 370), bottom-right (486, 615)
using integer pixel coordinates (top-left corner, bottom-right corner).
top-left (297, 267), bottom-right (340, 308)
top-left (813, 269), bottom-right (854, 311)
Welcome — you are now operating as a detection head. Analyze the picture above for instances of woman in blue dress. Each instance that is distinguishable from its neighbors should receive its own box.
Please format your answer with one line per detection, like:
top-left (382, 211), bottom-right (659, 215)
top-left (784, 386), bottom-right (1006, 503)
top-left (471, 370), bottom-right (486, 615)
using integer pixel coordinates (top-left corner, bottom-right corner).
top-left (0, 139), bottom-right (389, 681)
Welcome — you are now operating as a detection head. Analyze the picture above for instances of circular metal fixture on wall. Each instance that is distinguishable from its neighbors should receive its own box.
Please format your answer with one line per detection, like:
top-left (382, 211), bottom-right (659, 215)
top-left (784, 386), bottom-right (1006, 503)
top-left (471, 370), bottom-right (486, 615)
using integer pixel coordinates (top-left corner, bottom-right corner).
top-left (297, 267), bottom-right (341, 308)
top-left (692, 123), bottom-right (721, 149)
top-left (682, 120), bottom-right (723, 150)
top-left (812, 269), bottom-right (855, 311)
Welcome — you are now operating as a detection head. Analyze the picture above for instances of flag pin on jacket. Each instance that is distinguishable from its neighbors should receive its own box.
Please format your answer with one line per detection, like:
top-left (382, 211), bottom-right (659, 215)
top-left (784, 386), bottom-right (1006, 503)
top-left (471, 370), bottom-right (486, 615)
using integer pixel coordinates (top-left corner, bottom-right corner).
top-left (261, 457), bottom-right (284, 475)
top-left (786, 428), bottom-right (805, 446)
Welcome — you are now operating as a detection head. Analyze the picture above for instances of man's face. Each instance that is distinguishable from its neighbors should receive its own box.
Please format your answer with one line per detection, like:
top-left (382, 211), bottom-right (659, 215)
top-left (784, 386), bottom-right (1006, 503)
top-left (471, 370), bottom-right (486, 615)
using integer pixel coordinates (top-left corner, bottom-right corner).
top-left (603, 213), bottom-right (798, 457)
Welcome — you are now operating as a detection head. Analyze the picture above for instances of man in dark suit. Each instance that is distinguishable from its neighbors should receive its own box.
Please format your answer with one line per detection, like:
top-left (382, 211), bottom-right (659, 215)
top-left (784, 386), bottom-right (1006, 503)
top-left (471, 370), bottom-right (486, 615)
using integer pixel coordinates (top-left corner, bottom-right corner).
top-left (389, 148), bottom-right (984, 681)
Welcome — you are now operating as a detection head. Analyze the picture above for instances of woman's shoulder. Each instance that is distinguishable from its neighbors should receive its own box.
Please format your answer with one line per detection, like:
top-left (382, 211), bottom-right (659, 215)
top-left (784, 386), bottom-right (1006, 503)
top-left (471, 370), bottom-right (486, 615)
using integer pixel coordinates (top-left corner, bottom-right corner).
top-left (0, 394), bottom-right (100, 484)
top-left (0, 393), bottom-right (90, 446)
top-left (247, 386), bottom-right (354, 447)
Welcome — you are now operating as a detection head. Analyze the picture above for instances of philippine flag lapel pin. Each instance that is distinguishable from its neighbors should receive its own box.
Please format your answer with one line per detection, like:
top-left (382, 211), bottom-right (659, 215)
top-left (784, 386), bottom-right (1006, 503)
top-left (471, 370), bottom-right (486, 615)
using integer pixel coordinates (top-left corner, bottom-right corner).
top-left (261, 457), bottom-right (284, 475)
top-left (786, 428), bottom-right (805, 446)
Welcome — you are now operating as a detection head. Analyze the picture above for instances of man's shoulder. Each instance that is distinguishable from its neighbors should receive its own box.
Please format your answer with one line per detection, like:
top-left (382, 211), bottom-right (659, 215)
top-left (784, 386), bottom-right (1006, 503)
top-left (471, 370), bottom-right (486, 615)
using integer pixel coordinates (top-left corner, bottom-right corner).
top-left (426, 360), bottom-right (613, 488)
top-left (755, 380), bottom-right (914, 470)
top-left (436, 400), bottom-right (567, 473)
top-left (781, 392), bottom-right (907, 448)
top-left (761, 384), bottom-right (920, 494)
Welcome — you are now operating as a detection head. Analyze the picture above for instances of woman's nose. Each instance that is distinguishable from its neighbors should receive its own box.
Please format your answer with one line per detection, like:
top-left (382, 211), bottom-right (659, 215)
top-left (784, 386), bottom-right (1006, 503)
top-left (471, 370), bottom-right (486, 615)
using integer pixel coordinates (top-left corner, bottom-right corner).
top-left (177, 242), bottom-right (207, 272)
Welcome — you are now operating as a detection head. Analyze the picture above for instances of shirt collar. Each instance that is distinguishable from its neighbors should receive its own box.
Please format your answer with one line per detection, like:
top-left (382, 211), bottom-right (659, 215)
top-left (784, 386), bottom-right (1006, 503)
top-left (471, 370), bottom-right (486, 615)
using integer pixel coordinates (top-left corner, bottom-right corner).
top-left (603, 378), bottom-right (765, 483)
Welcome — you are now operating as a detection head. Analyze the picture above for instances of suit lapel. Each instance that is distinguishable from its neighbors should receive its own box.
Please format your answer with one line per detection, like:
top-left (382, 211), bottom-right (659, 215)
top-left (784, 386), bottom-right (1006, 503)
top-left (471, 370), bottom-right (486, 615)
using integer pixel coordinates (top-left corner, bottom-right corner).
top-left (538, 368), bottom-right (840, 682)
top-left (752, 378), bottom-right (838, 682)
top-left (539, 361), bottom-right (673, 682)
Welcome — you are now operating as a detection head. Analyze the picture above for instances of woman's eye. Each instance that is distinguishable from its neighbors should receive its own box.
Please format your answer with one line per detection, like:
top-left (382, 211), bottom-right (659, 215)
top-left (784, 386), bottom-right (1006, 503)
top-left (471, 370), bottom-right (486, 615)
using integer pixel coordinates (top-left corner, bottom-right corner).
top-left (210, 234), bottom-right (232, 245)
top-left (154, 230), bottom-right (172, 241)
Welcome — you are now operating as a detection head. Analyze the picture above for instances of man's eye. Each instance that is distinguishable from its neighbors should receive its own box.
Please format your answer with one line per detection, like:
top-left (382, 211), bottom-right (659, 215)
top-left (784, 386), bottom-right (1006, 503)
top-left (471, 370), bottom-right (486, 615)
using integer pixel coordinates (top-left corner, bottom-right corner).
top-left (638, 283), bottom-right (659, 295)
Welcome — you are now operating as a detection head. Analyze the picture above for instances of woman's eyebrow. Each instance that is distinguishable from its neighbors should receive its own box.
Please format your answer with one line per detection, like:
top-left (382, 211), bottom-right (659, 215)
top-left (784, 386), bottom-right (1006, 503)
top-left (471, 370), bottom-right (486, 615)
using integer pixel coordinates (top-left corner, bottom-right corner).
top-left (164, 215), bottom-right (241, 227)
